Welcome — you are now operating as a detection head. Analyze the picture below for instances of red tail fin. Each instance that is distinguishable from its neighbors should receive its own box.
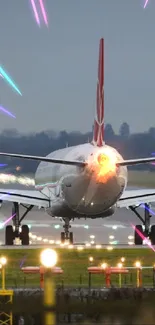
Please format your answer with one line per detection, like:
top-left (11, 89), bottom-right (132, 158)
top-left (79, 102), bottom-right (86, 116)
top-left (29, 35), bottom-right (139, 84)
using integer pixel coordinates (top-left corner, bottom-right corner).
top-left (92, 38), bottom-right (104, 147)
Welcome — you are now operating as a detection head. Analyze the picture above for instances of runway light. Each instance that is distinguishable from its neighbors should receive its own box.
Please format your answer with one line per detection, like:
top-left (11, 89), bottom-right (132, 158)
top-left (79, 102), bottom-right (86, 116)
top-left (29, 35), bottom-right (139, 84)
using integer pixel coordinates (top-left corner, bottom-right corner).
top-left (40, 249), bottom-right (57, 268)
top-left (128, 241), bottom-right (134, 245)
top-left (101, 262), bottom-right (107, 269)
top-left (55, 240), bottom-right (61, 245)
top-left (121, 257), bottom-right (125, 263)
top-left (107, 246), bottom-right (113, 251)
top-left (0, 256), bottom-right (7, 265)
top-left (96, 245), bottom-right (102, 249)
top-left (89, 256), bottom-right (94, 262)
top-left (117, 262), bottom-right (123, 269)
top-left (90, 240), bottom-right (95, 245)
top-left (135, 261), bottom-right (141, 268)
top-left (112, 225), bottom-right (118, 230)
top-left (54, 225), bottom-right (60, 229)
top-left (49, 240), bottom-right (54, 244)
top-left (77, 246), bottom-right (84, 251)
top-left (68, 245), bottom-right (74, 249)
top-left (128, 235), bottom-right (134, 240)
top-left (85, 243), bottom-right (91, 247)
top-left (109, 235), bottom-right (114, 239)
top-left (90, 235), bottom-right (95, 239)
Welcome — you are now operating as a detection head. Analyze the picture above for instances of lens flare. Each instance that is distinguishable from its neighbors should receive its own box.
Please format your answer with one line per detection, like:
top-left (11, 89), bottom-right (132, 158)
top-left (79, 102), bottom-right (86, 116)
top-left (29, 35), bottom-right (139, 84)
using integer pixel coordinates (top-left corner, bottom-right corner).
top-left (131, 223), bottom-right (155, 252)
top-left (144, 0), bottom-right (149, 8)
top-left (0, 66), bottom-right (22, 96)
top-left (30, 0), bottom-right (40, 26)
top-left (39, 0), bottom-right (48, 26)
top-left (0, 106), bottom-right (16, 119)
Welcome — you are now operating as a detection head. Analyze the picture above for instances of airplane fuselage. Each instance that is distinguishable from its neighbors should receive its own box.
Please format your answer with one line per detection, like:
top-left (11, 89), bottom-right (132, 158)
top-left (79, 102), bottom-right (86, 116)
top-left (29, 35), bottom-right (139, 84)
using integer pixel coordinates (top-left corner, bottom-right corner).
top-left (35, 143), bottom-right (127, 218)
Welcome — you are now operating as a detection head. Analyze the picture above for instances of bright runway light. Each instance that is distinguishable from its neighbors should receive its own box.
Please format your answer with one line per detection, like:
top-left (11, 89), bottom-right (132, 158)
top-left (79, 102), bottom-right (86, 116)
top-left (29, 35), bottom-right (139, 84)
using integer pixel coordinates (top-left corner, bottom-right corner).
top-left (0, 256), bottom-right (7, 265)
top-left (121, 257), bottom-right (125, 263)
top-left (135, 261), bottom-right (141, 268)
top-left (107, 246), bottom-right (113, 251)
top-left (77, 246), bottom-right (84, 251)
top-left (128, 235), bottom-right (134, 240)
top-left (109, 235), bottom-right (114, 239)
top-left (101, 262), bottom-right (107, 269)
top-left (96, 245), bottom-right (102, 249)
top-left (40, 249), bottom-right (57, 268)
top-left (117, 262), bottom-right (123, 269)
top-left (89, 256), bottom-right (94, 262)
top-left (85, 243), bottom-right (91, 247)
top-left (112, 225), bottom-right (118, 230)
top-left (90, 235), bottom-right (95, 239)
top-left (128, 241), bottom-right (134, 245)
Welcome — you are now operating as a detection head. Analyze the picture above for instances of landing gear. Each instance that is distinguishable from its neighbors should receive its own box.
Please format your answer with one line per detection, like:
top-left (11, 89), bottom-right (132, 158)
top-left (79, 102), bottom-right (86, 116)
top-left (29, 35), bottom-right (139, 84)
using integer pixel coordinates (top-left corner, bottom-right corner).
top-left (61, 218), bottom-right (73, 244)
top-left (5, 202), bottom-right (33, 246)
top-left (129, 203), bottom-right (155, 246)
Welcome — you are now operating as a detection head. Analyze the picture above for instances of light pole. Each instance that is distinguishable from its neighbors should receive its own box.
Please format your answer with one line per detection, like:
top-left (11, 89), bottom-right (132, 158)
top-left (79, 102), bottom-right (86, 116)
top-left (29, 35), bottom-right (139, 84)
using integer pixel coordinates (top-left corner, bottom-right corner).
top-left (117, 263), bottom-right (123, 288)
top-left (135, 261), bottom-right (141, 287)
top-left (40, 249), bottom-right (58, 325)
top-left (0, 256), bottom-right (7, 290)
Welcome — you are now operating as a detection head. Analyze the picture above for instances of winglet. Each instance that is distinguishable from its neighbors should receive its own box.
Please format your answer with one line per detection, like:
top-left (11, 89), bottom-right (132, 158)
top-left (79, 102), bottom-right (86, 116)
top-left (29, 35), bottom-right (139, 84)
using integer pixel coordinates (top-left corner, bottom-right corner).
top-left (92, 38), bottom-right (104, 147)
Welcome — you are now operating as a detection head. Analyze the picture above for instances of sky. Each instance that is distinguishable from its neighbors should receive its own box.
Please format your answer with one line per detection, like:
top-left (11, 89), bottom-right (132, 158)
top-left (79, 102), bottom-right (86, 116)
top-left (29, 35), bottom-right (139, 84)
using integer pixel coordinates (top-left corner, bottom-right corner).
top-left (0, 0), bottom-right (155, 134)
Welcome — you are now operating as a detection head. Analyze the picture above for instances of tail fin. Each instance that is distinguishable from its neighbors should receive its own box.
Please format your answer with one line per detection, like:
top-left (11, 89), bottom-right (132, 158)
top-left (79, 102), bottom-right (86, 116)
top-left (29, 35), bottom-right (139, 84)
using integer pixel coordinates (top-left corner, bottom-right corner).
top-left (92, 38), bottom-right (104, 147)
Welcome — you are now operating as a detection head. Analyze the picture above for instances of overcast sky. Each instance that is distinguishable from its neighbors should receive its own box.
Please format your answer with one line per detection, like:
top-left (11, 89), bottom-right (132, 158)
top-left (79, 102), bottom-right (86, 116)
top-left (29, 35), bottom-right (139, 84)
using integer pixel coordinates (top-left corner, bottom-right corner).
top-left (0, 0), bottom-right (155, 134)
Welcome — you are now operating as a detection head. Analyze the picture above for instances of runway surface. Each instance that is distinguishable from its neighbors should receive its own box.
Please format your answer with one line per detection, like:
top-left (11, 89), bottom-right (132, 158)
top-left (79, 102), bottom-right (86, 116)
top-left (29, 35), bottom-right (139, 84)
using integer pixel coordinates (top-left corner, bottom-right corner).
top-left (0, 183), bottom-right (154, 246)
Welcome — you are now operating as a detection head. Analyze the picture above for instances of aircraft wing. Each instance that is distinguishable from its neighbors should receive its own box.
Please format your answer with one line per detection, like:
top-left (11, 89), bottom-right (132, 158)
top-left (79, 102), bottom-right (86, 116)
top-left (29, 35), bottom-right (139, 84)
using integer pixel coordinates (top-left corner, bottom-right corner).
top-left (0, 189), bottom-right (50, 207)
top-left (117, 189), bottom-right (155, 208)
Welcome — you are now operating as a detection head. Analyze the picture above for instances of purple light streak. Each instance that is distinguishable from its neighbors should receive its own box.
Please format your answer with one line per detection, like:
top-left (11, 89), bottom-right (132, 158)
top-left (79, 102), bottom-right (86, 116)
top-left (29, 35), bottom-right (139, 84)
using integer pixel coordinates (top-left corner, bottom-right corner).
top-left (144, 0), bottom-right (149, 8)
top-left (39, 0), bottom-right (48, 26)
top-left (30, 0), bottom-right (40, 26)
top-left (2, 213), bottom-right (16, 227)
top-left (0, 105), bottom-right (16, 119)
top-left (131, 223), bottom-right (155, 252)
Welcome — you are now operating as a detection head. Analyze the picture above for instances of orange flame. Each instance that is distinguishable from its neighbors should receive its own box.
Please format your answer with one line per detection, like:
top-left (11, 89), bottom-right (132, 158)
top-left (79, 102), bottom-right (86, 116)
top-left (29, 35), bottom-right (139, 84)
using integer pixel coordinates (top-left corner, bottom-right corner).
top-left (88, 149), bottom-right (117, 183)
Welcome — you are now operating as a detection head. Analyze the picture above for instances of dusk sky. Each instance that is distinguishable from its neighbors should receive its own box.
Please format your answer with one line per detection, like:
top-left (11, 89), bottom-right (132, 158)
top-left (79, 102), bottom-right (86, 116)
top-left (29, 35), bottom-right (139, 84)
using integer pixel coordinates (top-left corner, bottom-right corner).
top-left (0, 0), bottom-right (155, 134)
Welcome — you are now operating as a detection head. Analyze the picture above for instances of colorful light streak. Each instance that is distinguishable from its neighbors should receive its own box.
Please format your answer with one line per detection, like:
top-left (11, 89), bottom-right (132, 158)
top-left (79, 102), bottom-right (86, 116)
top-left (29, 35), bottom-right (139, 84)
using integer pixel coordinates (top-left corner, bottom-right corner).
top-left (144, 0), bottom-right (149, 8)
top-left (0, 105), bottom-right (16, 119)
top-left (39, 0), bottom-right (48, 26)
top-left (131, 223), bottom-right (155, 252)
top-left (0, 66), bottom-right (22, 96)
top-left (30, 0), bottom-right (40, 26)
top-left (0, 164), bottom-right (8, 167)
top-left (0, 213), bottom-right (16, 229)
top-left (30, 0), bottom-right (48, 26)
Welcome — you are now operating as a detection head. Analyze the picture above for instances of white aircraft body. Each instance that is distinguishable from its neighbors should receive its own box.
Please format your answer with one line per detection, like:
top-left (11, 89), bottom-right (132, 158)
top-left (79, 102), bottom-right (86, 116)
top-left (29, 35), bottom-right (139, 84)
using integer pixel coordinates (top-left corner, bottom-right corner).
top-left (1, 38), bottom-right (155, 246)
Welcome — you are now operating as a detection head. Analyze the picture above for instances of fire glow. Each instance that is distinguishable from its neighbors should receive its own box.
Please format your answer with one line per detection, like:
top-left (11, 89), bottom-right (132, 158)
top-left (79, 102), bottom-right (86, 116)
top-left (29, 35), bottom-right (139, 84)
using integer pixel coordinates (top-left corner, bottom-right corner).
top-left (88, 150), bottom-right (117, 183)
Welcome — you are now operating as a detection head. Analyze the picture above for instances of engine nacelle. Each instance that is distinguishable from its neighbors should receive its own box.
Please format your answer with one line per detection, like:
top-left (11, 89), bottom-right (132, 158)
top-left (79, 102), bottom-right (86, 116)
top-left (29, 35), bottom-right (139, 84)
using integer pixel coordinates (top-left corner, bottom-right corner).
top-left (90, 205), bottom-right (115, 219)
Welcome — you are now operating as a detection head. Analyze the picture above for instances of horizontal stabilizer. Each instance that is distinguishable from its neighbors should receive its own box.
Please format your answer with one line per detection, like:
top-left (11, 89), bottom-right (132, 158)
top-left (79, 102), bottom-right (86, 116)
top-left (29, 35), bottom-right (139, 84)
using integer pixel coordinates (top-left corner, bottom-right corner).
top-left (0, 152), bottom-right (87, 167)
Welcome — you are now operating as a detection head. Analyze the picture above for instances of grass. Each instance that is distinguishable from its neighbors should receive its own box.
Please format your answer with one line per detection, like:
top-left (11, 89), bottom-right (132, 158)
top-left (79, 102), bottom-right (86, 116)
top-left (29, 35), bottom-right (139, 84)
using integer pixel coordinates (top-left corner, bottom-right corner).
top-left (128, 170), bottom-right (155, 188)
top-left (1, 247), bottom-right (155, 288)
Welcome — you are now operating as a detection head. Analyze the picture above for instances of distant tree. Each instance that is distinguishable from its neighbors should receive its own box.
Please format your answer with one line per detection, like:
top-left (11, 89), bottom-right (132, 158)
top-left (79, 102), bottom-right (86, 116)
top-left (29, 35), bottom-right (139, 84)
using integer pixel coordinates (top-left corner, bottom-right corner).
top-left (119, 122), bottom-right (130, 138)
top-left (105, 124), bottom-right (115, 139)
top-left (148, 127), bottom-right (155, 138)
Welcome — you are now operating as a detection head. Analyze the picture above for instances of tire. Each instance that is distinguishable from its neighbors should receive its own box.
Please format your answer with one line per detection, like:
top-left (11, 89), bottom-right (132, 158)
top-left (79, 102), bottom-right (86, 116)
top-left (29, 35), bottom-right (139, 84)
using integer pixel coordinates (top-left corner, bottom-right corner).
top-left (5, 225), bottom-right (14, 245)
top-left (134, 225), bottom-right (143, 245)
top-left (69, 232), bottom-right (73, 244)
top-left (61, 232), bottom-right (65, 244)
top-left (150, 225), bottom-right (155, 245)
top-left (21, 225), bottom-right (29, 245)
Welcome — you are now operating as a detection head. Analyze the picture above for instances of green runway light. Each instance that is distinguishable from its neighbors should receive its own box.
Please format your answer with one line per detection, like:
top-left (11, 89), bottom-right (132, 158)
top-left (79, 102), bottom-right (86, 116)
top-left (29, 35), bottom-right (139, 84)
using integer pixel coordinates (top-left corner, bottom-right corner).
top-left (54, 225), bottom-right (60, 229)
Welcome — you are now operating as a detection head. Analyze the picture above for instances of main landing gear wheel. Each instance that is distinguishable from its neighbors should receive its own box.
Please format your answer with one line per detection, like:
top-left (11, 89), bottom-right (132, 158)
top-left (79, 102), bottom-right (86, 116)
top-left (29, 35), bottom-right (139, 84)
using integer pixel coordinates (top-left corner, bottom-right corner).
top-left (61, 218), bottom-right (74, 244)
top-left (5, 202), bottom-right (33, 246)
top-left (5, 225), bottom-right (14, 245)
top-left (129, 204), bottom-right (155, 246)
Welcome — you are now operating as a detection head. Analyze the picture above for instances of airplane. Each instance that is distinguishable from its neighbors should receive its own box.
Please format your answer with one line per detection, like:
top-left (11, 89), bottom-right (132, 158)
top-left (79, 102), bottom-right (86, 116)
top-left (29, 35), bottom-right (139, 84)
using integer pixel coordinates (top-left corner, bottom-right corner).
top-left (1, 38), bottom-right (155, 246)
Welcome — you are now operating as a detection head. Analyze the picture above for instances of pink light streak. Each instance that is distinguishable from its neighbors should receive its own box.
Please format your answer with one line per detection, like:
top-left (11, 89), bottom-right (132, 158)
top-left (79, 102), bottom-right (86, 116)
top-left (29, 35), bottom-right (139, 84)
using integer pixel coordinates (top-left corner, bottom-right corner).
top-left (30, 0), bottom-right (40, 26)
top-left (131, 223), bottom-right (155, 252)
top-left (39, 0), bottom-right (48, 26)
top-left (144, 0), bottom-right (149, 8)
top-left (2, 213), bottom-right (16, 227)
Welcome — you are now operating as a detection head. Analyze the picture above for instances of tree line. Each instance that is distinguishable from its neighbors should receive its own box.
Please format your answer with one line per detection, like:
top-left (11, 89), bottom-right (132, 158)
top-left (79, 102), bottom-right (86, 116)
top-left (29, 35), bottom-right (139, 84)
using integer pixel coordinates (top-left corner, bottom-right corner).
top-left (0, 122), bottom-right (155, 173)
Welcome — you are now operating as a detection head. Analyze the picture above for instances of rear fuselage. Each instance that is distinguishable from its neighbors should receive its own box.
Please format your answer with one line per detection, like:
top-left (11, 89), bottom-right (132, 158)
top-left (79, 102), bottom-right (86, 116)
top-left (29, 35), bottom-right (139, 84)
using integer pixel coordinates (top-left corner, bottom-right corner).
top-left (34, 143), bottom-right (127, 218)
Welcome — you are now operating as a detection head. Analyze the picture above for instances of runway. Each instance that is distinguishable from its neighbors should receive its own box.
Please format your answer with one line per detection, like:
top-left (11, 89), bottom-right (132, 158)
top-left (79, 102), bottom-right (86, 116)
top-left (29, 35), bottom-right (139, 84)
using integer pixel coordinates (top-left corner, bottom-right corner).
top-left (0, 183), bottom-right (154, 246)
